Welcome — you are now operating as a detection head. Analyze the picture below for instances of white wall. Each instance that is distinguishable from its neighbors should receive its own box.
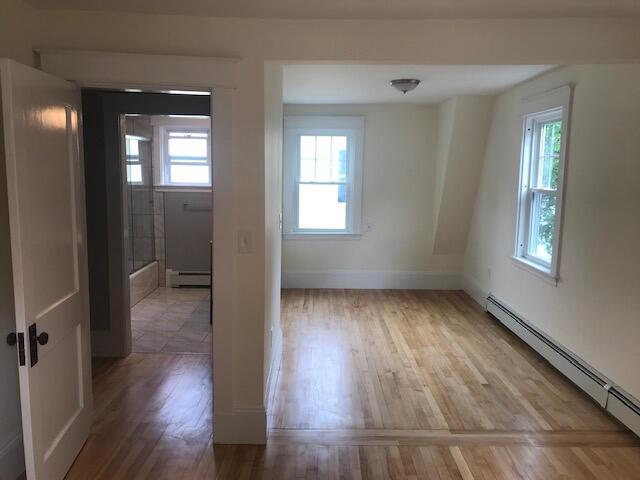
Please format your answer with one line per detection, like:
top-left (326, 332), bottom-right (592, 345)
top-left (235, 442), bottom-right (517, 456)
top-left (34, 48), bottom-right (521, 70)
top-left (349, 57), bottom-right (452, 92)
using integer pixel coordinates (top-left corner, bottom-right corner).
top-left (464, 64), bottom-right (640, 400)
top-left (0, 7), bottom-right (639, 443)
top-left (432, 96), bottom-right (494, 254)
top-left (282, 103), bottom-right (463, 288)
top-left (263, 62), bottom-right (283, 404)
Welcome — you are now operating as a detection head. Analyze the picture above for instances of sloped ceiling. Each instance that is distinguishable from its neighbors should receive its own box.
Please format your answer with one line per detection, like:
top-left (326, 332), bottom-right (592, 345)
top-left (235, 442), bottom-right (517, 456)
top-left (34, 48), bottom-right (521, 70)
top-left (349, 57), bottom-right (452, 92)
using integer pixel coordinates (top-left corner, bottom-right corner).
top-left (25, 0), bottom-right (640, 18)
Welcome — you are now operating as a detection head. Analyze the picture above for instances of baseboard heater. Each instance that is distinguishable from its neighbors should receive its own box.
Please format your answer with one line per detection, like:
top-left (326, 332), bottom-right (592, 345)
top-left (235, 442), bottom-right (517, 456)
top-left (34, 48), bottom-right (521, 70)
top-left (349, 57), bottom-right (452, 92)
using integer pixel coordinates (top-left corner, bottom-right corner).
top-left (486, 295), bottom-right (640, 438)
top-left (166, 269), bottom-right (211, 287)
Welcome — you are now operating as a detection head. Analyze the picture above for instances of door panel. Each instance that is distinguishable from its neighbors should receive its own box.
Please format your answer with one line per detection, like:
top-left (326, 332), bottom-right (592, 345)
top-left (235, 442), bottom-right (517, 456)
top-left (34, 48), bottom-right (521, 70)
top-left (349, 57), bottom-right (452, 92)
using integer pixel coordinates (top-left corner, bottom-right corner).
top-left (0, 59), bottom-right (92, 480)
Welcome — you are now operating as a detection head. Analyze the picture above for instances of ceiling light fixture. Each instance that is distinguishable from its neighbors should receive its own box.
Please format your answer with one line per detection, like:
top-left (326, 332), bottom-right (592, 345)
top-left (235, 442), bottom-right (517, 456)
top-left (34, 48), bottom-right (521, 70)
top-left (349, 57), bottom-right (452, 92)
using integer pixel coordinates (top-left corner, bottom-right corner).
top-left (390, 79), bottom-right (421, 94)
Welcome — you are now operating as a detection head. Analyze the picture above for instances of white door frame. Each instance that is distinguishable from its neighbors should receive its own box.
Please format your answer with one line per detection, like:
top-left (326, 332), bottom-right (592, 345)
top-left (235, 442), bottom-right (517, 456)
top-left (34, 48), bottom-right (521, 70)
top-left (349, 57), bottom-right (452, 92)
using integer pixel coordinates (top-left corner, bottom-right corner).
top-left (37, 49), bottom-right (238, 443)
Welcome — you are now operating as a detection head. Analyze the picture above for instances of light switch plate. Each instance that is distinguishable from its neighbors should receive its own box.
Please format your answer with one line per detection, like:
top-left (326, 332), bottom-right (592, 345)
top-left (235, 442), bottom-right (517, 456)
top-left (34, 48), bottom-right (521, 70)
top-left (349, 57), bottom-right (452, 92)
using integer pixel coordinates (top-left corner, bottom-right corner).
top-left (237, 229), bottom-right (253, 253)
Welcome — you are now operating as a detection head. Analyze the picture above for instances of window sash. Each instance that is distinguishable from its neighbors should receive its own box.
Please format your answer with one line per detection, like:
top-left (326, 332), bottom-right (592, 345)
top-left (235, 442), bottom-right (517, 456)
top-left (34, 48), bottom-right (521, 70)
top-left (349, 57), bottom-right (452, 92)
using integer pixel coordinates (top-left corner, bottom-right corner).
top-left (294, 133), bottom-right (353, 233)
top-left (523, 189), bottom-right (557, 266)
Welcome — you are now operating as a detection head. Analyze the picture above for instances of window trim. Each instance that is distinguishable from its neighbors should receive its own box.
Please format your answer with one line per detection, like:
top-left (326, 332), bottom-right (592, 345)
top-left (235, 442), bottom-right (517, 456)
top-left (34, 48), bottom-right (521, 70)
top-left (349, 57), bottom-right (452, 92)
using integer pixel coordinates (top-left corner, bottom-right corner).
top-left (151, 116), bottom-right (212, 187)
top-left (163, 128), bottom-right (211, 187)
top-left (283, 116), bottom-right (365, 238)
top-left (514, 85), bottom-right (572, 283)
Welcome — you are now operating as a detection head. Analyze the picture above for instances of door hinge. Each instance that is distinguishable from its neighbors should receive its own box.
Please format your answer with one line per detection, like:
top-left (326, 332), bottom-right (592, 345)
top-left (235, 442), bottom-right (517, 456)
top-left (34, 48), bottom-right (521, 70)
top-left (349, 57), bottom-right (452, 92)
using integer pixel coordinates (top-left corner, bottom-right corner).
top-left (6, 332), bottom-right (26, 366)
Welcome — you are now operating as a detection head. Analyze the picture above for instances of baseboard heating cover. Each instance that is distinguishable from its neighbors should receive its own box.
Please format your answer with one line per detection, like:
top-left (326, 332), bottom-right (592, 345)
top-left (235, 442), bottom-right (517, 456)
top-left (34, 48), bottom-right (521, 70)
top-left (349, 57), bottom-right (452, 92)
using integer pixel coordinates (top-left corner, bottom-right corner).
top-left (166, 269), bottom-right (211, 287)
top-left (486, 295), bottom-right (640, 438)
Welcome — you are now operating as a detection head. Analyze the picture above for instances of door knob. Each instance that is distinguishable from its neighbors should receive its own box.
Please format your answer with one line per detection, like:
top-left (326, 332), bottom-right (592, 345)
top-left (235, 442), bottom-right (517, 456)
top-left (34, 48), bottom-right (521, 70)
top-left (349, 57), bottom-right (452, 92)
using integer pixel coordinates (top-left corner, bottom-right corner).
top-left (28, 323), bottom-right (49, 367)
top-left (6, 332), bottom-right (17, 346)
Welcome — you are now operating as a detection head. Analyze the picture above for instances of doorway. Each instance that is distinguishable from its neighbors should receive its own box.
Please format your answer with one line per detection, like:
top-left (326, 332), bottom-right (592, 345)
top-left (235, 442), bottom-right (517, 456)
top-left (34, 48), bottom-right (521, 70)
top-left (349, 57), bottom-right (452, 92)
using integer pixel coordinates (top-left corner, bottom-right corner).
top-left (81, 90), bottom-right (212, 356)
top-left (123, 113), bottom-right (213, 354)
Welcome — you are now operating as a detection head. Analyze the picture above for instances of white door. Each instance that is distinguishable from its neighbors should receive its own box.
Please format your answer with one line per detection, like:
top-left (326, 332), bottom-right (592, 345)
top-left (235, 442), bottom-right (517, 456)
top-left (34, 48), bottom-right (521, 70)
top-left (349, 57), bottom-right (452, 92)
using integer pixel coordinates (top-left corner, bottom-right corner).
top-left (0, 59), bottom-right (92, 479)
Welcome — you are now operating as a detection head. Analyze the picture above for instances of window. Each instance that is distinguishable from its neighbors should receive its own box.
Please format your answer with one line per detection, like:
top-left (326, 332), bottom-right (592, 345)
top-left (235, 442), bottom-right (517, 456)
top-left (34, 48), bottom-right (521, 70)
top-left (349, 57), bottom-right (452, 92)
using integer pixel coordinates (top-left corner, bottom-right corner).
top-left (164, 129), bottom-right (210, 185)
top-left (151, 116), bottom-right (212, 187)
top-left (283, 116), bottom-right (364, 236)
top-left (514, 86), bottom-right (571, 281)
top-left (125, 135), bottom-right (143, 184)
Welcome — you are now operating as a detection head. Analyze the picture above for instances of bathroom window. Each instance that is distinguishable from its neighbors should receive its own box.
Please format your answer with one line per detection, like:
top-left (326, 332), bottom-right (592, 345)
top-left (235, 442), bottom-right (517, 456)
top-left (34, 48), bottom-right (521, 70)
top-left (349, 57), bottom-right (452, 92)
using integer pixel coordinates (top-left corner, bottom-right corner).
top-left (514, 86), bottom-right (572, 282)
top-left (162, 129), bottom-right (211, 186)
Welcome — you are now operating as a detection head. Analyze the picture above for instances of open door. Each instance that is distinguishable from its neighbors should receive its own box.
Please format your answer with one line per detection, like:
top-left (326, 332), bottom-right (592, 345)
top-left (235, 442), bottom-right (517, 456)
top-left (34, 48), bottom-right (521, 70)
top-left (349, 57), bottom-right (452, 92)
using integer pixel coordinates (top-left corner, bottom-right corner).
top-left (0, 60), bottom-right (92, 479)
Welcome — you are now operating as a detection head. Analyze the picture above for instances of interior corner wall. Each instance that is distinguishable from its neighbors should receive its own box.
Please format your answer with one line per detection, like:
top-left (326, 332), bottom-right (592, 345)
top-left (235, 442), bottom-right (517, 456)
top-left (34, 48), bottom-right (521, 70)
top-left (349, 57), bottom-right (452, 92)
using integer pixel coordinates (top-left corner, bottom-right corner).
top-left (433, 98), bottom-right (456, 231)
top-left (432, 95), bottom-right (494, 255)
top-left (464, 64), bottom-right (640, 400)
top-left (282, 103), bottom-right (464, 289)
top-left (263, 62), bottom-right (283, 400)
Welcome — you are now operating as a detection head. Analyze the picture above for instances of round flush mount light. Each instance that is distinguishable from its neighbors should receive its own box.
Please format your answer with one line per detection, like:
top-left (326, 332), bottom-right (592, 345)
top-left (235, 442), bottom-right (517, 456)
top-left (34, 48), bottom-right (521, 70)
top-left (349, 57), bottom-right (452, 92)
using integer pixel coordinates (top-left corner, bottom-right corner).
top-left (390, 79), bottom-right (421, 94)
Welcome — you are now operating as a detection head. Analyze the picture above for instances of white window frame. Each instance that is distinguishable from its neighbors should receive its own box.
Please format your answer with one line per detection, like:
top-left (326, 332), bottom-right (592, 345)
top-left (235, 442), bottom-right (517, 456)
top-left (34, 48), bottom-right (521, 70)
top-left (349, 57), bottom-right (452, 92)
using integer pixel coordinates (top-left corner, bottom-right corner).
top-left (151, 115), bottom-right (212, 188)
top-left (283, 116), bottom-right (364, 238)
top-left (514, 85), bottom-right (572, 283)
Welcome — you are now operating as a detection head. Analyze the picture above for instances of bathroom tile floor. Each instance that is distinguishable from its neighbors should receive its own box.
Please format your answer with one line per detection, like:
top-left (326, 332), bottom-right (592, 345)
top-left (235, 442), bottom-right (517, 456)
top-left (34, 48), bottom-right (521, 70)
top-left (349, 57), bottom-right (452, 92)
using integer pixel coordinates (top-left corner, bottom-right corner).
top-left (131, 287), bottom-right (211, 354)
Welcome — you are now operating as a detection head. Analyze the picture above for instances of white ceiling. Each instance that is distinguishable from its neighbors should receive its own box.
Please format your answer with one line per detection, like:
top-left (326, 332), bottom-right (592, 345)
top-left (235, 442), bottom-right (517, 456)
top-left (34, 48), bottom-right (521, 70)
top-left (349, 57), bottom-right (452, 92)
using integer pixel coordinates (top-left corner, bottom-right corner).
top-left (26, 0), bottom-right (640, 18)
top-left (283, 65), bottom-right (556, 105)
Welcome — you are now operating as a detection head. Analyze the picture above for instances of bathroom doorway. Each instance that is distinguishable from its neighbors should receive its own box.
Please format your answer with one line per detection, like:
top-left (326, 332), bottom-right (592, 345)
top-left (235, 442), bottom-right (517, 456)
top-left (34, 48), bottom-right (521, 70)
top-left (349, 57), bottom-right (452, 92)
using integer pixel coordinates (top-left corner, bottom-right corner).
top-left (124, 113), bottom-right (212, 354)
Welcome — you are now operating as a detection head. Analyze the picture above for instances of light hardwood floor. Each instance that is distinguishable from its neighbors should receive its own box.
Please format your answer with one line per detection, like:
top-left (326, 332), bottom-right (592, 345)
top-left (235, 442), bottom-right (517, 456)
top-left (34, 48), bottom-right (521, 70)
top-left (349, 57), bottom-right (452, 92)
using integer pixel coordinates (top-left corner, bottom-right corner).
top-left (65, 290), bottom-right (640, 479)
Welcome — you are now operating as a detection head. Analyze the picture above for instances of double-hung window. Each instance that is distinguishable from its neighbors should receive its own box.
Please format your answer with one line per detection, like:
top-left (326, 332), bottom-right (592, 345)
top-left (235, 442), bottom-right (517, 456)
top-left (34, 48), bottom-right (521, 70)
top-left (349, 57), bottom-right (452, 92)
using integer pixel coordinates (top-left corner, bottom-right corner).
top-left (283, 116), bottom-right (364, 237)
top-left (151, 115), bottom-right (212, 187)
top-left (164, 129), bottom-right (210, 186)
top-left (514, 86), bottom-right (571, 281)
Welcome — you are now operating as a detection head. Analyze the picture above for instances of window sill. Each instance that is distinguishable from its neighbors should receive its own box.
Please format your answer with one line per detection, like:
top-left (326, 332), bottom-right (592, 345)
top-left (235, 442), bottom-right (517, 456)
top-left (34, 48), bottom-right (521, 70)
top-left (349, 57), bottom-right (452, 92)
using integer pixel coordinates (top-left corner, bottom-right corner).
top-left (154, 185), bottom-right (212, 193)
top-left (511, 256), bottom-right (558, 286)
top-left (283, 232), bottom-right (363, 240)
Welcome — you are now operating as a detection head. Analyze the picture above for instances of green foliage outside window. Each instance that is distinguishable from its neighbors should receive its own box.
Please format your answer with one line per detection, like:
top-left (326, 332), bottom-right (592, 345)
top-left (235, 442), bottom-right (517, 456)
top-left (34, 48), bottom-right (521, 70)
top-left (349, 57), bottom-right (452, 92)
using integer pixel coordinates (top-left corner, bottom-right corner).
top-left (536, 121), bottom-right (562, 256)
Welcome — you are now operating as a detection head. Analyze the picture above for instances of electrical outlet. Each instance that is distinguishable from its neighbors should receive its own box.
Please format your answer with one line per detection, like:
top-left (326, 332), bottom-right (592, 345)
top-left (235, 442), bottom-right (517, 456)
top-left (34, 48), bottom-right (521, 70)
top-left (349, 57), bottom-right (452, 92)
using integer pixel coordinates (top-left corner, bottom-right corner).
top-left (237, 229), bottom-right (253, 253)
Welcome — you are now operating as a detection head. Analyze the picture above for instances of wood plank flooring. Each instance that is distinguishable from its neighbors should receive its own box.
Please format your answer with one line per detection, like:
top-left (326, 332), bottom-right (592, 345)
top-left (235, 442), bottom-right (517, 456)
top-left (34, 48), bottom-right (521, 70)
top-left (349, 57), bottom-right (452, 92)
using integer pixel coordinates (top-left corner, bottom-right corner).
top-left (65, 289), bottom-right (640, 479)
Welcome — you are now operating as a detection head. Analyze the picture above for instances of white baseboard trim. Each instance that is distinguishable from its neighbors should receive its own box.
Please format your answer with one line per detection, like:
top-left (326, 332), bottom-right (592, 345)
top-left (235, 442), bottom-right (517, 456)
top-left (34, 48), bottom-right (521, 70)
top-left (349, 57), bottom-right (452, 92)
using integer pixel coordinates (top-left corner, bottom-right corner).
top-left (461, 274), bottom-right (489, 308)
top-left (0, 432), bottom-right (24, 480)
top-left (213, 408), bottom-right (267, 444)
top-left (282, 270), bottom-right (462, 290)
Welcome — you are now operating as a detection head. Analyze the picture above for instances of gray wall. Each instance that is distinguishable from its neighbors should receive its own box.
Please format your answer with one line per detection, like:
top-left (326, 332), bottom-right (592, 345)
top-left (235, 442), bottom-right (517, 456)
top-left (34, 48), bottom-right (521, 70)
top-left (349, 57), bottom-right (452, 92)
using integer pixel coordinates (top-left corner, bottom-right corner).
top-left (164, 191), bottom-right (212, 272)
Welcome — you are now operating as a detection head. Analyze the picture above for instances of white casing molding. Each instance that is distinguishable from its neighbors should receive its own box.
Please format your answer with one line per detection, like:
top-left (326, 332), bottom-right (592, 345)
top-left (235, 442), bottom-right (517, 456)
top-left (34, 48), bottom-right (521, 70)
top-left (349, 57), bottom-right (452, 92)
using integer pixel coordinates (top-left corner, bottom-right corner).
top-left (282, 270), bottom-right (461, 289)
top-left (37, 50), bottom-right (238, 90)
top-left (36, 50), bottom-right (245, 443)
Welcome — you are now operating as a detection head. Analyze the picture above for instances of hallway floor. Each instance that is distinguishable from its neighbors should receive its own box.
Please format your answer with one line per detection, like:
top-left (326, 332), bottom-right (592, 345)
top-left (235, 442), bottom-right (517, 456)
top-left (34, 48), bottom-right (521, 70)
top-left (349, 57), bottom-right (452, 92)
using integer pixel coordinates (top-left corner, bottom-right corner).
top-left (131, 287), bottom-right (211, 354)
top-left (66, 290), bottom-right (640, 479)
